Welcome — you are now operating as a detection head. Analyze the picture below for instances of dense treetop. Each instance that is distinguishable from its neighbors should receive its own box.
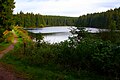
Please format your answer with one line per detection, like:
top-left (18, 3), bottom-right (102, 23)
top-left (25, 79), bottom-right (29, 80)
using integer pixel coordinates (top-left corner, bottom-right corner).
top-left (13, 11), bottom-right (78, 28)
top-left (0, 0), bottom-right (15, 37)
top-left (76, 7), bottom-right (120, 30)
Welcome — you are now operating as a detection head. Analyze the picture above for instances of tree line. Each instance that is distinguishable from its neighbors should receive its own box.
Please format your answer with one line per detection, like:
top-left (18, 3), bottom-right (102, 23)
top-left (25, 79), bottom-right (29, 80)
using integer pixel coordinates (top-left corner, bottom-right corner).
top-left (43, 15), bottom-right (77, 26)
top-left (76, 7), bottom-right (120, 30)
top-left (13, 11), bottom-right (46, 28)
top-left (0, 0), bottom-right (120, 36)
top-left (13, 11), bottom-right (78, 28)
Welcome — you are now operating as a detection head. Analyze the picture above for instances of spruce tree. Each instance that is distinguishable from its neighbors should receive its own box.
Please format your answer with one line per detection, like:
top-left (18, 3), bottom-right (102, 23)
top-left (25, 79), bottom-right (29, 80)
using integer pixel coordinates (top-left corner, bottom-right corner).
top-left (0, 0), bottom-right (15, 31)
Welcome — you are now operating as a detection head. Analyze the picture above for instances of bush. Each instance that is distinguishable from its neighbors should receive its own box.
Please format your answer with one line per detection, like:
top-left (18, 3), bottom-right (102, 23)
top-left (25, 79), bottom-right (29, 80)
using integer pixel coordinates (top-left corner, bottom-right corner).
top-left (0, 38), bottom-right (4, 43)
top-left (7, 26), bottom-right (120, 79)
top-left (57, 39), bottom-right (120, 78)
top-left (12, 42), bottom-right (60, 66)
top-left (3, 31), bottom-right (14, 43)
top-left (99, 31), bottom-right (120, 43)
top-left (0, 28), bottom-right (5, 36)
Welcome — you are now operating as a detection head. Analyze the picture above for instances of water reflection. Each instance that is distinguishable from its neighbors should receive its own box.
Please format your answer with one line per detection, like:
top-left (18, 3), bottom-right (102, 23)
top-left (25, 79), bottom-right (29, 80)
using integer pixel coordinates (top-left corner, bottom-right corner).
top-left (27, 26), bottom-right (102, 43)
top-left (27, 26), bottom-right (72, 43)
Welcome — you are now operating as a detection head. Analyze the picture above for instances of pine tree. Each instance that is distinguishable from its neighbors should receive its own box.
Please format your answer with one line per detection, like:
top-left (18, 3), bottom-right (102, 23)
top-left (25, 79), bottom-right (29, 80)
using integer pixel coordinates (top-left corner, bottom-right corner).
top-left (0, 0), bottom-right (15, 30)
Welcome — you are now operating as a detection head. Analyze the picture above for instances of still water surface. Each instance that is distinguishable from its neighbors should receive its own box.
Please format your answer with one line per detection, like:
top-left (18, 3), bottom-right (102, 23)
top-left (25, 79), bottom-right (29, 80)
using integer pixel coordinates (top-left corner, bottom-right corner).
top-left (27, 26), bottom-right (100, 43)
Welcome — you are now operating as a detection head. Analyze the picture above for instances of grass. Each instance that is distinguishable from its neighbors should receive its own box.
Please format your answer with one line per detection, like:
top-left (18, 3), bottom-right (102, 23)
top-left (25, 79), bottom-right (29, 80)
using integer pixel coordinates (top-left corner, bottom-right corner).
top-left (0, 27), bottom-right (112, 80)
top-left (0, 52), bottom-right (109, 80)
top-left (0, 30), bottom-right (15, 51)
top-left (0, 42), bottom-right (11, 51)
top-left (0, 39), bottom-right (110, 80)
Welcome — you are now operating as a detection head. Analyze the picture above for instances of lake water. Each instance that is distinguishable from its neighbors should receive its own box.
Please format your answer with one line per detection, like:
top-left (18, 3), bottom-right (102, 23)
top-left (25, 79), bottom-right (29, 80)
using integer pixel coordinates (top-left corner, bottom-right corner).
top-left (27, 26), bottom-right (101, 43)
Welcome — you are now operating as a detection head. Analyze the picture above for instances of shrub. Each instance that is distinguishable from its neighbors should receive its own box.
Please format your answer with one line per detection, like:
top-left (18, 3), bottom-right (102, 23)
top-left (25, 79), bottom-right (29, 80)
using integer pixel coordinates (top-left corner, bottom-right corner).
top-left (12, 42), bottom-right (60, 66)
top-left (0, 38), bottom-right (4, 43)
top-left (3, 31), bottom-right (14, 43)
top-left (57, 39), bottom-right (120, 78)
top-left (0, 28), bottom-right (5, 37)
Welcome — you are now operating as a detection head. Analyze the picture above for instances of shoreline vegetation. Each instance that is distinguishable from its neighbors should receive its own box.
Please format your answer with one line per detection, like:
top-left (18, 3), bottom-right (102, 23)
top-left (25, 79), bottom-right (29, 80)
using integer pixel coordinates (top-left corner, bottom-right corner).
top-left (0, 1), bottom-right (120, 79)
top-left (0, 26), bottom-right (120, 80)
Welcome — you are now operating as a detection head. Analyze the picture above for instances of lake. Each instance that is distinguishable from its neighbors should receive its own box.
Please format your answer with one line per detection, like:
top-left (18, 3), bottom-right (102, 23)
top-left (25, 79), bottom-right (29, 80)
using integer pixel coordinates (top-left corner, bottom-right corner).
top-left (27, 26), bottom-right (101, 43)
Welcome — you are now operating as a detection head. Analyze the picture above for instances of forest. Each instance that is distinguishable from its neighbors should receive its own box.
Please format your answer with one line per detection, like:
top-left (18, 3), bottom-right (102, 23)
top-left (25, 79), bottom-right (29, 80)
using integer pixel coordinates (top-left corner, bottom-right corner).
top-left (76, 7), bottom-right (120, 30)
top-left (13, 11), bottom-right (78, 28)
top-left (0, 0), bottom-right (120, 79)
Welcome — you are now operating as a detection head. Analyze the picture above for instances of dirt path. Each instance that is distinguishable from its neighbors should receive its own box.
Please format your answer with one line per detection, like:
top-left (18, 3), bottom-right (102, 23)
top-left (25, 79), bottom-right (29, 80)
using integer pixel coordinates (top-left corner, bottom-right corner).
top-left (0, 31), bottom-right (18, 58)
top-left (0, 31), bottom-right (26, 80)
top-left (0, 62), bottom-right (25, 80)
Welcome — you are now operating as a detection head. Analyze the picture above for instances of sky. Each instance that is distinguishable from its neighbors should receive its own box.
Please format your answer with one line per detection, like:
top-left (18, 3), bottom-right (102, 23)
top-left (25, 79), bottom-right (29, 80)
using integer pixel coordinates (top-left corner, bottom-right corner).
top-left (13, 0), bottom-right (120, 17)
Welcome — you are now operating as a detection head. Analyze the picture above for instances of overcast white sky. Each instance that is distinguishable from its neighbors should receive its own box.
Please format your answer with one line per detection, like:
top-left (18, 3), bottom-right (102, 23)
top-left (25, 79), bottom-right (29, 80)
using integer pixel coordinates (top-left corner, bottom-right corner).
top-left (13, 0), bottom-right (120, 17)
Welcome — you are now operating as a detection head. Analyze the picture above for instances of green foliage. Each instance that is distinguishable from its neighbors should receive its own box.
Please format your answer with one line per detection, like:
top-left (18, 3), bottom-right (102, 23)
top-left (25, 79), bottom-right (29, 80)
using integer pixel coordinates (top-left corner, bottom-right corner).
top-left (13, 12), bottom-right (78, 28)
top-left (69, 27), bottom-right (93, 48)
top-left (0, 38), bottom-right (4, 43)
top-left (0, 0), bottom-right (15, 38)
top-left (40, 24), bottom-right (44, 27)
top-left (0, 28), bottom-right (5, 36)
top-left (0, 0), bottom-right (15, 30)
top-left (0, 28), bottom-right (5, 42)
top-left (76, 7), bottom-right (120, 29)
top-left (43, 15), bottom-right (77, 26)
top-left (98, 31), bottom-right (120, 43)
top-left (1, 26), bottom-right (120, 79)
top-left (0, 41), bottom-right (109, 80)
top-left (63, 28), bottom-right (120, 78)
top-left (0, 42), bottom-right (11, 51)
top-left (13, 26), bottom-right (32, 43)
top-left (109, 20), bottom-right (116, 31)
top-left (13, 12), bottom-right (46, 28)
top-left (57, 38), bottom-right (120, 79)
top-left (8, 33), bottom-right (120, 79)
top-left (3, 31), bottom-right (14, 43)
top-left (13, 42), bottom-right (59, 66)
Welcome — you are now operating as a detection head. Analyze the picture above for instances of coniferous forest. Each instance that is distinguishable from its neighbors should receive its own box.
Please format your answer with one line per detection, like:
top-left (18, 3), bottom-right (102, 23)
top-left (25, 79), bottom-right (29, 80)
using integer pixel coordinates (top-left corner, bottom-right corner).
top-left (1, 0), bottom-right (120, 79)
top-left (13, 7), bottom-right (120, 30)
top-left (13, 11), bottom-right (78, 28)
top-left (0, 0), bottom-right (15, 36)
top-left (76, 7), bottom-right (120, 29)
